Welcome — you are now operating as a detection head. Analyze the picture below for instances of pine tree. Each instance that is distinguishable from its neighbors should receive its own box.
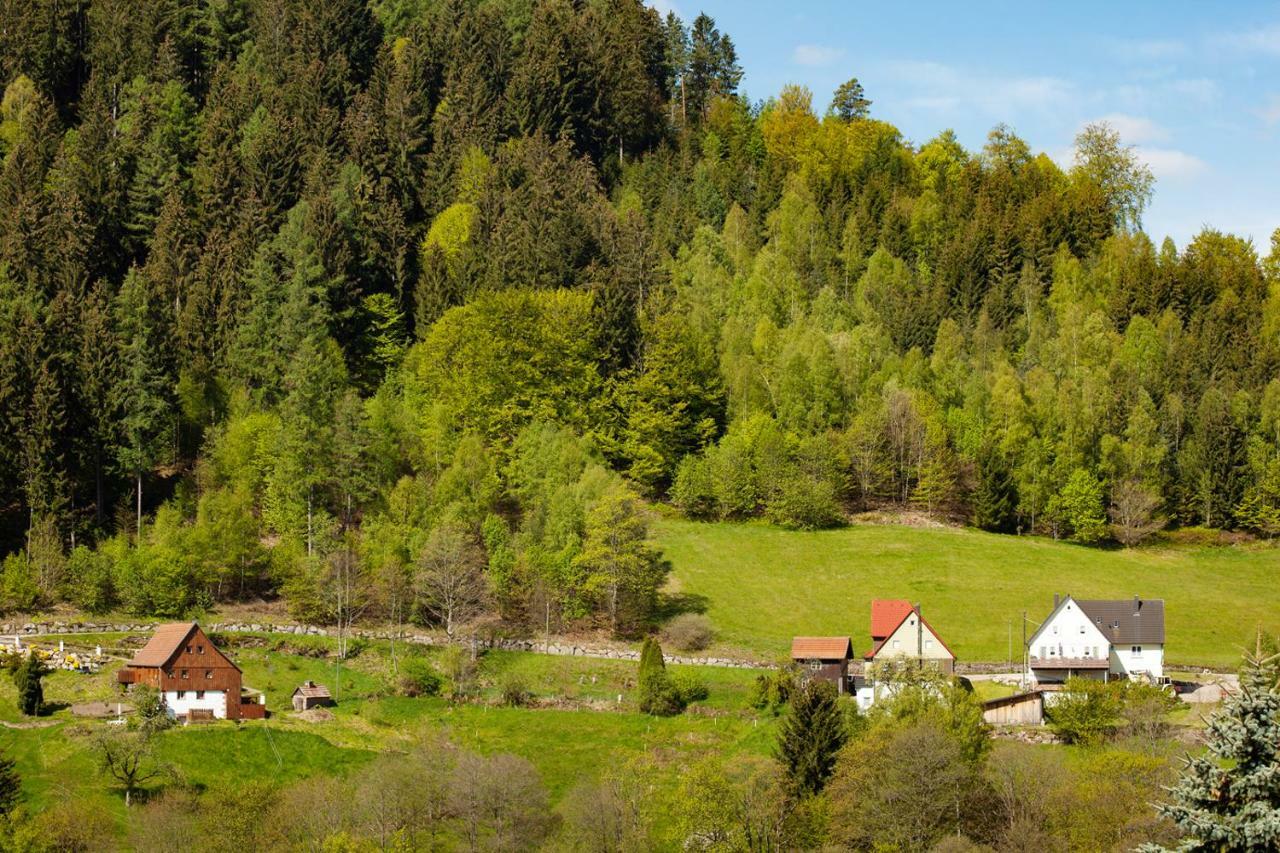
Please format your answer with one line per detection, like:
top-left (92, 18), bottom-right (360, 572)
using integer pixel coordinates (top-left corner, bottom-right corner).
top-left (1143, 638), bottom-right (1280, 851)
top-left (0, 747), bottom-right (18, 815)
top-left (974, 449), bottom-right (1017, 532)
top-left (776, 678), bottom-right (847, 796)
top-left (12, 650), bottom-right (47, 716)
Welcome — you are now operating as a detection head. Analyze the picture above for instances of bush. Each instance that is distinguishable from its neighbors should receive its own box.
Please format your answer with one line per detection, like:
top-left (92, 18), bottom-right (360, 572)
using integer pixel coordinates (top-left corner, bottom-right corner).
top-left (750, 666), bottom-right (797, 714)
top-left (499, 672), bottom-right (532, 707)
top-left (1118, 681), bottom-right (1179, 739)
top-left (637, 638), bottom-right (685, 716)
top-left (764, 472), bottom-right (845, 530)
top-left (1046, 678), bottom-right (1122, 744)
top-left (398, 657), bottom-right (443, 698)
top-left (671, 455), bottom-right (718, 519)
top-left (662, 613), bottom-right (715, 652)
top-left (671, 671), bottom-right (709, 704)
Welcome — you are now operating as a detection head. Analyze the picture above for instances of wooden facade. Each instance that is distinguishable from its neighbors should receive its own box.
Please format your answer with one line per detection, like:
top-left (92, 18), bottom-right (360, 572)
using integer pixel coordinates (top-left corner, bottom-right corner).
top-left (117, 623), bottom-right (249, 720)
top-left (981, 690), bottom-right (1045, 726)
top-left (790, 637), bottom-right (855, 694)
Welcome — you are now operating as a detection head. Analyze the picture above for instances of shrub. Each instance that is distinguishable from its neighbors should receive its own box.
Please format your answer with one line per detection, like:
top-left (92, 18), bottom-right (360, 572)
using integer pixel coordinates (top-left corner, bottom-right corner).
top-left (670, 455), bottom-right (718, 519)
top-left (637, 638), bottom-right (685, 716)
top-left (1118, 681), bottom-right (1179, 739)
top-left (1046, 678), bottom-right (1122, 744)
top-left (750, 666), bottom-right (798, 714)
top-left (499, 672), bottom-right (532, 707)
top-left (671, 671), bottom-right (709, 705)
top-left (398, 657), bottom-right (443, 698)
top-left (663, 613), bottom-right (715, 652)
top-left (764, 472), bottom-right (844, 530)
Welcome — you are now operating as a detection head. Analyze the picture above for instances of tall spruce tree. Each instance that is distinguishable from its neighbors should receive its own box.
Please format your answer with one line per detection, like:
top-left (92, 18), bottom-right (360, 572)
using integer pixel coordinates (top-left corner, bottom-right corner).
top-left (776, 678), bottom-right (847, 796)
top-left (0, 746), bottom-right (18, 815)
top-left (973, 449), bottom-right (1017, 532)
top-left (1143, 638), bottom-right (1280, 851)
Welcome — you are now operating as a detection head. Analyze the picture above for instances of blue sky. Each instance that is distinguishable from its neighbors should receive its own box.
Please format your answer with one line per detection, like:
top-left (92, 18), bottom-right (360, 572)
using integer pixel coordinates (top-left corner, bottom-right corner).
top-left (652, 2), bottom-right (1280, 251)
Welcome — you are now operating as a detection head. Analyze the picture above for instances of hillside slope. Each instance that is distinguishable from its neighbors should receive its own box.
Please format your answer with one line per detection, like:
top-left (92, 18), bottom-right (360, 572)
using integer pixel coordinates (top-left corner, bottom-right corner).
top-left (656, 519), bottom-right (1278, 667)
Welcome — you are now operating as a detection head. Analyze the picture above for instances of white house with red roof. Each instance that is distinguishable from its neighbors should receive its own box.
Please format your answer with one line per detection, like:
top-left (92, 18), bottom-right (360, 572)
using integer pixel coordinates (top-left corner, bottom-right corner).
top-left (856, 599), bottom-right (957, 708)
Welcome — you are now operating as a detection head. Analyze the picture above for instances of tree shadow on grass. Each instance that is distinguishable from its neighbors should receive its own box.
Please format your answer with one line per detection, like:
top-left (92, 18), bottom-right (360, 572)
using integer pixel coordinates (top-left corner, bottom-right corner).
top-left (653, 592), bottom-right (710, 623)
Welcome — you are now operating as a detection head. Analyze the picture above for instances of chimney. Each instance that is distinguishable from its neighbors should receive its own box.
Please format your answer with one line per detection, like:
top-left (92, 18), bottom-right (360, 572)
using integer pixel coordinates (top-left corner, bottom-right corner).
top-left (1133, 595), bottom-right (1140, 615)
top-left (1053, 593), bottom-right (1060, 608)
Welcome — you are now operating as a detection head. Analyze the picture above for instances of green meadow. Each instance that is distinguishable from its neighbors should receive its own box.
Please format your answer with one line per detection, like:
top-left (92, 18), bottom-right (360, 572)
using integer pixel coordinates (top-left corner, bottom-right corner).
top-left (656, 518), bottom-right (1280, 667)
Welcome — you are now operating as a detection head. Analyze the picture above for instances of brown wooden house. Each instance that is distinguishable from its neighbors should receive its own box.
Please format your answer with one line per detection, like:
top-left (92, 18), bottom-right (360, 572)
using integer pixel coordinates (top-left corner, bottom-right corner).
top-left (790, 636), bottom-right (855, 694)
top-left (291, 681), bottom-right (334, 712)
top-left (117, 622), bottom-right (259, 720)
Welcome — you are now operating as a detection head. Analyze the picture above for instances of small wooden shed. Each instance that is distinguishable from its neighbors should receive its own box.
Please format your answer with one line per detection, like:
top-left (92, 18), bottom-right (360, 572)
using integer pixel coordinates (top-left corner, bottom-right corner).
top-left (291, 681), bottom-right (334, 712)
top-left (981, 690), bottom-right (1044, 726)
top-left (790, 637), bottom-right (855, 694)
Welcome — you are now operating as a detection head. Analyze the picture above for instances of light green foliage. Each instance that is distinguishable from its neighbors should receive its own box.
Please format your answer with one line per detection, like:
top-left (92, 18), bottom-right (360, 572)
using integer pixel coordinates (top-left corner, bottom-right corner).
top-left (1046, 677), bottom-right (1122, 745)
top-left (1050, 468), bottom-right (1109, 543)
top-left (404, 290), bottom-right (605, 449)
top-left (575, 485), bottom-right (665, 635)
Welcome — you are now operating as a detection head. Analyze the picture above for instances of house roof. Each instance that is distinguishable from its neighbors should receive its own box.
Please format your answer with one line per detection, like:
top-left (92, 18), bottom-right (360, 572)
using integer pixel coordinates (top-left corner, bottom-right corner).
top-left (292, 681), bottom-right (332, 699)
top-left (1076, 598), bottom-right (1165, 645)
top-left (870, 599), bottom-right (915, 639)
top-left (790, 637), bottom-right (854, 661)
top-left (864, 607), bottom-right (957, 661)
top-left (128, 622), bottom-right (199, 668)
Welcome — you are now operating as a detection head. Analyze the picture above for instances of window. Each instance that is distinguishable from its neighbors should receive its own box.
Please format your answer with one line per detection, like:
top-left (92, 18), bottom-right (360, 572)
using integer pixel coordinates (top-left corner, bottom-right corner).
top-left (180, 669), bottom-right (189, 679)
top-left (1132, 646), bottom-right (1143, 656)
top-left (1094, 646), bottom-right (1100, 658)
top-left (176, 691), bottom-right (186, 699)
top-left (204, 670), bottom-right (213, 680)
top-left (1079, 625), bottom-right (1086, 634)
top-left (809, 661), bottom-right (820, 671)
top-left (1039, 645), bottom-right (1046, 659)
top-left (197, 645), bottom-right (204, 655)
top-left (1052, 624), bottom-right (1059, 635)
top-left (185, 645), bottom-right (192, 654)
top-left (892, 639), bottom-right (901, 650)
top-left (925, 639), bottom-right (934, 650)
top-left (195, 691), bottom-right (204, 700)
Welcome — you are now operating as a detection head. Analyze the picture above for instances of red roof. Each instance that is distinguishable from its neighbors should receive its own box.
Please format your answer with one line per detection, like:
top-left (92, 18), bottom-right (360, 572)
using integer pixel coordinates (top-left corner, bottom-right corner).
top-left (128, 622), bottom-right (198, 668)
top-left (790, 637), bottom-right (854, 661)
top-left (863, 607), bottom-right (957, 662)
top-left (870, 599), bottom-right (915, 639)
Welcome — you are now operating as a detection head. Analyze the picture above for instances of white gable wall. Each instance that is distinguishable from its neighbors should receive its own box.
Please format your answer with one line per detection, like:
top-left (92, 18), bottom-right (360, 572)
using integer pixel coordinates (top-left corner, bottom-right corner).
top-left (873, 611), bottom-right (953, 664)
top-left (1028, 598), bottom-right (1111, 663)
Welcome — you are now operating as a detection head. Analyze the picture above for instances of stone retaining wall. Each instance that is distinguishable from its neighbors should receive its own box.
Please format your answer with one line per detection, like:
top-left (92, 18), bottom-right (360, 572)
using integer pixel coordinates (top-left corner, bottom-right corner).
top-left (0, 620), bottom-right (772, 670)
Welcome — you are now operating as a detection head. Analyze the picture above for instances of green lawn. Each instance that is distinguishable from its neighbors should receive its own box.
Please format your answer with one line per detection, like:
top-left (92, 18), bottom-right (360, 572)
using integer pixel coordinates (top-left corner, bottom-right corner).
top-left (656, 518), bottom-right (1280, 667)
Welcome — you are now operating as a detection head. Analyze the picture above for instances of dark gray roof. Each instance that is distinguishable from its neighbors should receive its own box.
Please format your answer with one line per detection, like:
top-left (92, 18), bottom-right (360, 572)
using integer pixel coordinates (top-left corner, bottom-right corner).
top-left (1076, 598), bottom-right (1165, 645)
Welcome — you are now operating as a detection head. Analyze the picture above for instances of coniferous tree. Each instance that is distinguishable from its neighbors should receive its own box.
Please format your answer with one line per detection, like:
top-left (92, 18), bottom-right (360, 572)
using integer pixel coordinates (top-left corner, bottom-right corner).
top-left (973, 449), bottom-right (1017, 533)
top-left (776, 678), bottom-right (847, 796)
top-left (12, 650), bottom-right (48, 716)
top-left (1143, 640), bottom-right (1280, 851)
top-left (0, 746), bottom-right (18, 815)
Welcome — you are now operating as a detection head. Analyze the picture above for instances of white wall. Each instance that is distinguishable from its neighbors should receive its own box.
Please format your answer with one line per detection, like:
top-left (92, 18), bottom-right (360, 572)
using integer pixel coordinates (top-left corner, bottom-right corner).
top-left (1029, 599), bottom-right (1110, 663)
top-left (1111, 644), bottom-right (1164, 679)
top-left (873, 612), bottom-right (952, 663)
top-left (164, 689), bottom-right (226, 719)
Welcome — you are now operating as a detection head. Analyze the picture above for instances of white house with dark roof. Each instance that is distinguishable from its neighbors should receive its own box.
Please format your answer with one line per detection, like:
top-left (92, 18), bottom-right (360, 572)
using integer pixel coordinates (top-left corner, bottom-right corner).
top-left (1026, 595), bottom-right (1165, 684)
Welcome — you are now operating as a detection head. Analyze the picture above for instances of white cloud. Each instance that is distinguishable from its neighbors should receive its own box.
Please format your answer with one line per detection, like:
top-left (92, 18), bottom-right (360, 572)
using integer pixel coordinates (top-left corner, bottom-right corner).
top-left (792, 44), bottom-right (845, 67)
top-left (1086, 112), bottom-right (1169, 144)
top-left (885, 60), bottom-right (1076, 120)
top-left (1214, 24), bottom-right (1280, 55)
top-left (1167, 78), bottom-right (1219, 104)
top-left (1134, 147), bottom-right (1207, 180)
top-left (1103, 36), bottom-right (1186, 62)
top-left (645, 0), bottom-right (679, 17)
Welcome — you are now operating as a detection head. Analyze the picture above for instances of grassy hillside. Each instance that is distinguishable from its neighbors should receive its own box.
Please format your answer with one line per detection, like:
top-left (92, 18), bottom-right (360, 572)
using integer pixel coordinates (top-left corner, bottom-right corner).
top-left (656, 519), bottom-right (1280, 667)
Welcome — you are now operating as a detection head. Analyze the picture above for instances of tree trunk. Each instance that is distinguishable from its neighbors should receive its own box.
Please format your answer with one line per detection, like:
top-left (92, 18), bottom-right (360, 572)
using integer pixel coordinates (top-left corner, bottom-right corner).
top-left (136, 473), bottom-right (143, 540)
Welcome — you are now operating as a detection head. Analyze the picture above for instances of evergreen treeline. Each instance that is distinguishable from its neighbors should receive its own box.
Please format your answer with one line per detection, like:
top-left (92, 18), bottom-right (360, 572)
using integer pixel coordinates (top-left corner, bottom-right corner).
top-left (0, 0), bottom-right (1277, 628)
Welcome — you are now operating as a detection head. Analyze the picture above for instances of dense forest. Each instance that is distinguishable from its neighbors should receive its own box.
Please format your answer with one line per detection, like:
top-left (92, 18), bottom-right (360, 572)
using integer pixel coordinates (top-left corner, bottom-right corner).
top-left (1, 0), bottom-right (1278, 632)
